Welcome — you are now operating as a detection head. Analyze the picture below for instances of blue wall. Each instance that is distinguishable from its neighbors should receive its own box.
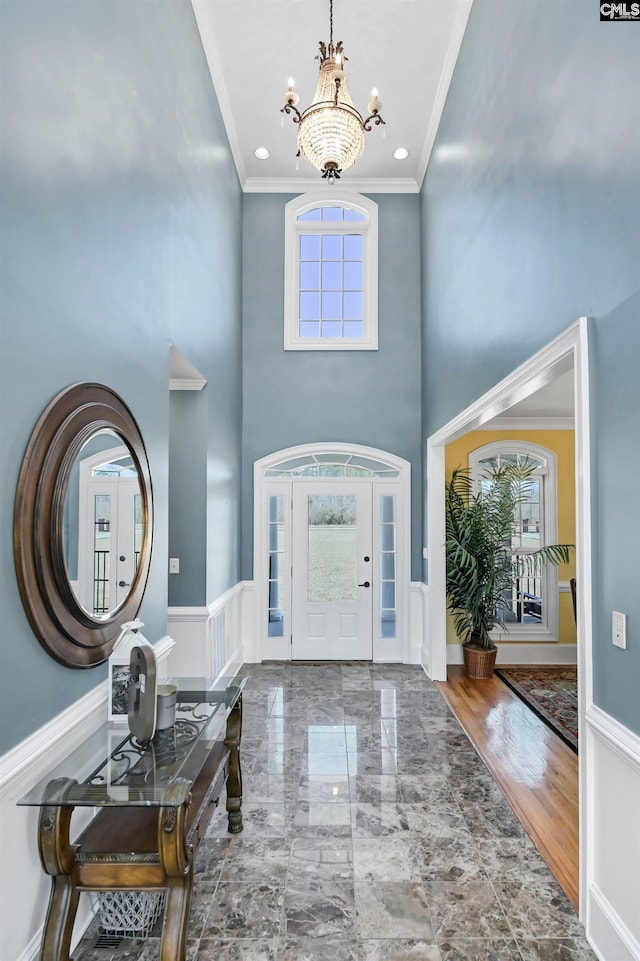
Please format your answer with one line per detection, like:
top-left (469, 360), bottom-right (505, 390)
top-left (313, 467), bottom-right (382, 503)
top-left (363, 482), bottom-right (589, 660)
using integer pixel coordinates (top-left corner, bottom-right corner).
top-left (0, 0), bottom-right (242, 752)
top-left (421, 1), bottom-right (640, 733)
top-left (241, 192), bottom-right (423, 581)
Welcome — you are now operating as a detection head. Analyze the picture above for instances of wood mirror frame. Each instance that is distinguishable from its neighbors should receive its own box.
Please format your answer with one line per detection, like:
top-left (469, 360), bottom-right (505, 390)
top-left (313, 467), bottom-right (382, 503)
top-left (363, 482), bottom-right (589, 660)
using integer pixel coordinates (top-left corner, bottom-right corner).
top-left (14, 383), bottom-right (153, 668)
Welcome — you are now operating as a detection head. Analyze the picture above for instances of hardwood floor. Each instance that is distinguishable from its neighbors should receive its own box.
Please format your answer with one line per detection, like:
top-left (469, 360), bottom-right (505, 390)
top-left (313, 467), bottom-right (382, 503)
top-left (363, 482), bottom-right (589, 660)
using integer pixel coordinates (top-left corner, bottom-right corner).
top-left (435, 665), bottom-right (580, 909)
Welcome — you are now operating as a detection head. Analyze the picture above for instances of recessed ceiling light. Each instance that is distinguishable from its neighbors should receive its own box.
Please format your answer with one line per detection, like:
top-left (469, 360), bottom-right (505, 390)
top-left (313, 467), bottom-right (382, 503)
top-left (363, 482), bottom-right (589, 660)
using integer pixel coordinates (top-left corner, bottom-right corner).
top-left (393, 147), bottom-right (410, 161)
top-left (254, 147), bottom-right (271, 160)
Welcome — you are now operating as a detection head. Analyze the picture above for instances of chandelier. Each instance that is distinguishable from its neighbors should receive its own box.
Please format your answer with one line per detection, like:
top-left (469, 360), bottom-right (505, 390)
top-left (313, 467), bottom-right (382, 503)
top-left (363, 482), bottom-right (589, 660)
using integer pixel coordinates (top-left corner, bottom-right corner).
top-left (281, 0), bottom-right (385, 183)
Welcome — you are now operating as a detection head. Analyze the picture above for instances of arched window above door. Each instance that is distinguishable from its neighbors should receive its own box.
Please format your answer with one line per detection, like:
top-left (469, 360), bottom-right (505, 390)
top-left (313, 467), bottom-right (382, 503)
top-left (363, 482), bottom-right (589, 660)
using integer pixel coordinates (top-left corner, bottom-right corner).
top-left (264, 450), bottom-right (400, 478)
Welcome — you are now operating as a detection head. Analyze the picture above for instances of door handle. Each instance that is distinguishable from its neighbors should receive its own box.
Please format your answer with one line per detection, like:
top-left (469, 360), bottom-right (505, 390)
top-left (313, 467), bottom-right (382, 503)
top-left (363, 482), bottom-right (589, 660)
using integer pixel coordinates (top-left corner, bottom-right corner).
top-left (119, 580), bottom-right (131, 588)
top-left (358, 581), bottom-right (371, 588)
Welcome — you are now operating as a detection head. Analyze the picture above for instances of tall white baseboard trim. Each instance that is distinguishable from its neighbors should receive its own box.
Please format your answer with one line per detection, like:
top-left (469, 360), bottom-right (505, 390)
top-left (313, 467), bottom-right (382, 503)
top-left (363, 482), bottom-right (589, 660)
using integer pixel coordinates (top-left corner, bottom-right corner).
top-left (0, 634), bottom-right (174, 961)
top-left (585, 705), bottom-right (640, 961)
top-left (446, 642), bottom-right (578, 666)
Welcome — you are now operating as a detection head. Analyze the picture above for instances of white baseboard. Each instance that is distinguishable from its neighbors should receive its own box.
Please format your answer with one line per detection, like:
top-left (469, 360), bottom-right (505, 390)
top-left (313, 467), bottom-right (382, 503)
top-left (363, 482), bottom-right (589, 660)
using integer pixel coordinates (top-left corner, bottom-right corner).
top-left (15, 928), bottom-right (43, 961)
top-left (446, 642), bottom-right (578, 666)
top-left (588, 884), bottom-right (640, 961)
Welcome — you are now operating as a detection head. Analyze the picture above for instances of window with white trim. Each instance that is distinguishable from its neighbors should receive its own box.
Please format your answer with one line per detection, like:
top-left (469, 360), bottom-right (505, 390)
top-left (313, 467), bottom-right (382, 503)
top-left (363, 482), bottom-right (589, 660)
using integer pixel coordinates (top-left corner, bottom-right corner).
top-left (284, 191), bottom-right (378, 351)
top-left (469, 441), bottom-right (561, 642)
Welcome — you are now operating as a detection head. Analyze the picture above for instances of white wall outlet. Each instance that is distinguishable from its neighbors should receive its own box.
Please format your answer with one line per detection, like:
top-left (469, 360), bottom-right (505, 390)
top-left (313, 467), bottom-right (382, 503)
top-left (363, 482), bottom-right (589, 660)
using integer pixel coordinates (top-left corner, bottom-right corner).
top-left (612, 611), bottom-right (626, 649)
top-left (169, 557), bottom-right (180, 575)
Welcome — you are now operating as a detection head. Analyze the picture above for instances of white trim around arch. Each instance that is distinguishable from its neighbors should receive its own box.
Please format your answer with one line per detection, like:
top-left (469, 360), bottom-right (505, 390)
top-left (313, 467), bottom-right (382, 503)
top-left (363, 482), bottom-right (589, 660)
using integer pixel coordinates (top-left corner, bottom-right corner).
top-left (253, 443), bottom-right (412, 664)
top-left (425, 317), bottom-right (592, 922)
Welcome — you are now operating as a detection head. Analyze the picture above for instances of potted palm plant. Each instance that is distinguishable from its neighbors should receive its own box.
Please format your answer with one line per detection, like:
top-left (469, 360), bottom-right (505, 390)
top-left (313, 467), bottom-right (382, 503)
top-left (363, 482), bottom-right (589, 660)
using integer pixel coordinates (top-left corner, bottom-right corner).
top-left (445, 461), bottom-right (573, 678)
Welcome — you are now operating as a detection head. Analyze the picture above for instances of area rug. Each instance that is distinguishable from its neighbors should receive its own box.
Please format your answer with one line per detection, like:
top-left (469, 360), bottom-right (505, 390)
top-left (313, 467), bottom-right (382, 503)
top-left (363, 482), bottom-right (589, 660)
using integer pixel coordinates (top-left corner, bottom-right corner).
top-left (495, 666), bottom-right (578, 753)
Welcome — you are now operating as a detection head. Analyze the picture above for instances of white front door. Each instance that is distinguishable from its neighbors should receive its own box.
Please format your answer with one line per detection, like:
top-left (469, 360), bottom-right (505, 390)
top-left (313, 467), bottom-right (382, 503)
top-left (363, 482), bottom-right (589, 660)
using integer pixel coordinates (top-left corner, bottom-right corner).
top-left (292, 481), bottom-right (373, 659)
top-left (78, 476), bottom-right (142, 615)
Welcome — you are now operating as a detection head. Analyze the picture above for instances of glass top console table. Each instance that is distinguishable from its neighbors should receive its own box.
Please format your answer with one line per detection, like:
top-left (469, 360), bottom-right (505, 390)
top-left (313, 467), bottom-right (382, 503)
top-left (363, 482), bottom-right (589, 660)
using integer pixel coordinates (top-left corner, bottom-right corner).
top-left (18, 675), bottom-right (246, 961)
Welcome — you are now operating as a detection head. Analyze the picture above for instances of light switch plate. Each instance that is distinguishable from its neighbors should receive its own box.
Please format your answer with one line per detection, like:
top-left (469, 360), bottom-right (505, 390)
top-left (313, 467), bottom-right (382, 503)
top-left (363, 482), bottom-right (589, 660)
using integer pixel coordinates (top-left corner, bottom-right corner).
top-left (169, 557), bottom-right (180, 575)
top-left (612, 611), bottom-right (626, 649)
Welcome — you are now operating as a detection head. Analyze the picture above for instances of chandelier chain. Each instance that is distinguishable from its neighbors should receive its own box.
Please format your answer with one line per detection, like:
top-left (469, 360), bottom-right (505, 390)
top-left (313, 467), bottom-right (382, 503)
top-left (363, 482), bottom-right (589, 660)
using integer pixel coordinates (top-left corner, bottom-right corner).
top-left (281, 0), bottom-right (385, 180)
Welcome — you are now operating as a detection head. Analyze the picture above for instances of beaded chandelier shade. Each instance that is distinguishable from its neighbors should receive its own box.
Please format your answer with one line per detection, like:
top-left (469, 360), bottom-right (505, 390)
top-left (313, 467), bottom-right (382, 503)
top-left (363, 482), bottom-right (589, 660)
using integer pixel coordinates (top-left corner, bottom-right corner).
top-left (282, 0), bottom-right (385, 182)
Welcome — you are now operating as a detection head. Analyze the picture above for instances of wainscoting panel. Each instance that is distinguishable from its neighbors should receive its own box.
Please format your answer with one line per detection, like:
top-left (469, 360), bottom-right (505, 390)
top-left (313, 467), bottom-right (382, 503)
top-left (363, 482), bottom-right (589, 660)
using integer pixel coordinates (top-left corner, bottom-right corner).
top-left (586, 705), bottom-right (640, 961)
top-left (167, 581), bottom-right (249, 678)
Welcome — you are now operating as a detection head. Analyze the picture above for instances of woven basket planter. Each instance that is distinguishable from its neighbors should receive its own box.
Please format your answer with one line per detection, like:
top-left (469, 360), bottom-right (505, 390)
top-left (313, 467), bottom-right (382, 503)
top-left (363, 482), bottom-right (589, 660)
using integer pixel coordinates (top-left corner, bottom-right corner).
top-left (462, 642), bottom-right (497, 679)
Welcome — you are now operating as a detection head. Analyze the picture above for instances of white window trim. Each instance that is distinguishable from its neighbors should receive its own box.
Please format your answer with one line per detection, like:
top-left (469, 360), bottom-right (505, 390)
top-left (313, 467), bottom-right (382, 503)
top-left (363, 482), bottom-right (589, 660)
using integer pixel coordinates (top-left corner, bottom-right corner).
top-left (469, 440), bottom-right (561, 643)
top-left (284, 190), bottom-right (378, 351)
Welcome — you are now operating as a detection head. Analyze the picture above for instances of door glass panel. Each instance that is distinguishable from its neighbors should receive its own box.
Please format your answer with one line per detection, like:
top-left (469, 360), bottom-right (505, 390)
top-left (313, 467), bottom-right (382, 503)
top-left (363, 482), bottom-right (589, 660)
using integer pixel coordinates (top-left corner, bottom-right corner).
top-left (381, 523), bottom-right (395, 552)
top-left (268, 495), bottom-right (285, 636)
top-left (133, 494), bottom-right (142, 573)
top-left (307, 495), bottom-right (356, 602)
top-left (380, 495), bottom-right (396, 638)
top-left (93, 494), bottom-right (111, 614)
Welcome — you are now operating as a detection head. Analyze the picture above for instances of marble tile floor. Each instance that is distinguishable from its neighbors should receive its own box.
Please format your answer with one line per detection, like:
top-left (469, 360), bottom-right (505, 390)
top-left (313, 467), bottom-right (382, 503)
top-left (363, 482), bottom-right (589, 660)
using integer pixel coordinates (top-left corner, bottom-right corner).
top-left (74, 663), bottom-right (597, 961)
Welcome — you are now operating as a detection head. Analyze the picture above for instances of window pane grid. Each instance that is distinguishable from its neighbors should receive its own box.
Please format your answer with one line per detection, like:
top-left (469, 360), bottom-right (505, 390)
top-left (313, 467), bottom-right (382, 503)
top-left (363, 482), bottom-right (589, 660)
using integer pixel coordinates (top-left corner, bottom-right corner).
top-left (297, 222), bottom-right (364, 339)
top-left (380, 496), bottom-right (396, 638)
top-left (268, 495), bottom-right (285, 637)
top-left (297, 205), bottom-right (366, 223)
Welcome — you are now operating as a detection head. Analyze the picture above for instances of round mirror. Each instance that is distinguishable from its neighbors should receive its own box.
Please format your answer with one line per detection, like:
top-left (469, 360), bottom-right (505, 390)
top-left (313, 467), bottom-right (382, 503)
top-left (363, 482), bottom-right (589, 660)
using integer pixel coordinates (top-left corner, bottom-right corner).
top-left (14, 384), bottom-right (153, 668)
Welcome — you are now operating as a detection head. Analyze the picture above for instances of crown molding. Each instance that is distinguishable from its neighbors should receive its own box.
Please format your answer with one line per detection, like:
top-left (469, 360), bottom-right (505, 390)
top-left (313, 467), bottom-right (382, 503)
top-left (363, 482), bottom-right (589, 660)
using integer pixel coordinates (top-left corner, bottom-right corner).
top-left (417, 0), bottom-right (474, 188)
top-left (191, 0), bottom-right (247, 187)
top-left (169, 377), bottom-right (207, 392)
top-left (477, 416), bottom-right (575, 431)
top-left (242, 176), bottom-right (420, 195)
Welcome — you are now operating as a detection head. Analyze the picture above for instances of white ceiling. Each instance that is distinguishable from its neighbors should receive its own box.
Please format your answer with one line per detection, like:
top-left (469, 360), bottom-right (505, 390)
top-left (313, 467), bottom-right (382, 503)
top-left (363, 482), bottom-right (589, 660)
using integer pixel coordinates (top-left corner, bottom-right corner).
top-left (485, 368), bottom-right (575, 426)
top-left (191, 0), bottom-right (473, 193)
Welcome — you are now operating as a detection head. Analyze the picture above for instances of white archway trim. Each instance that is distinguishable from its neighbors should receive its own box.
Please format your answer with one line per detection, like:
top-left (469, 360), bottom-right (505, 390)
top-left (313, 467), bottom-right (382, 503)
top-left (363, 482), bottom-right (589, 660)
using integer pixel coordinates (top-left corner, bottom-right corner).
top-left (426, 316), bottom-right (592, 921)
top-left (253, 443), bottom-right (412, 664)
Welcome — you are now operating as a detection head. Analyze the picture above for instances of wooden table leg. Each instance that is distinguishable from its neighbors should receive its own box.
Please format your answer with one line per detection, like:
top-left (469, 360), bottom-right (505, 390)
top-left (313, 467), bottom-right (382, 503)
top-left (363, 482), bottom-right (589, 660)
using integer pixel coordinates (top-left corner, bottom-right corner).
top-left (157, 780), bottom-right (193, 961)
top-left (225, 694), bottom-right (243, 834)
top-left (37, 779), bottom-right (79, 961)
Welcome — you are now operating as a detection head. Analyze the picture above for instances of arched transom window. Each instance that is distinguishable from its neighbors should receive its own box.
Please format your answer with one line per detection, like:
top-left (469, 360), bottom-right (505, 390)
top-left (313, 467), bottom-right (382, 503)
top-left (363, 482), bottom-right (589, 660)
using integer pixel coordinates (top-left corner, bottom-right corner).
top-left (265, 450), bottom-right (399, 478)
